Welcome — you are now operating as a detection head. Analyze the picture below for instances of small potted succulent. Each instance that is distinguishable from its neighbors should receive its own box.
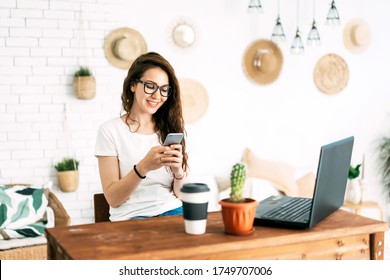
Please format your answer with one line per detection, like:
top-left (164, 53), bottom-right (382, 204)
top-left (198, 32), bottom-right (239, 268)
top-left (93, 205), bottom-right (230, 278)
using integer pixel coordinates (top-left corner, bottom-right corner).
top-left (219, 162), bottom-right (259, 235)
top-left (55, 158), bottom-right (80, 192)
top-left (73, 66), bottom-right (96, 100)
top-left (345, 164), bottom-right (362, 204)
top-left (348, 164), bottom-right (362, 180)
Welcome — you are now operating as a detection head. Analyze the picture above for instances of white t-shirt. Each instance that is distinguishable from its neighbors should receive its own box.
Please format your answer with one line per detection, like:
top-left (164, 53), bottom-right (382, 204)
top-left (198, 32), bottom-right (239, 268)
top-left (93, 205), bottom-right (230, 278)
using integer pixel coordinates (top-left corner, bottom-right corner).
top-left (94, 117), bottom-right (182, 221)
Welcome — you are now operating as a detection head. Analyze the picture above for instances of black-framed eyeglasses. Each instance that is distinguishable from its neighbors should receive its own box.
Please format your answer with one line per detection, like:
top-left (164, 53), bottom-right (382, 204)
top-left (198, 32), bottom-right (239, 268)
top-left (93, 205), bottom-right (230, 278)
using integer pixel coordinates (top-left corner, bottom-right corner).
top-left (136, 79), bottom-right (172, 97)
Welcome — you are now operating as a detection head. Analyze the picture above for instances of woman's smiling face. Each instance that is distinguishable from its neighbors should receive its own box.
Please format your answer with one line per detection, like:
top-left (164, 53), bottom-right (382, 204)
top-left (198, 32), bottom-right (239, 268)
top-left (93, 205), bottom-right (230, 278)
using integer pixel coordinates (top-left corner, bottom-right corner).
top-left (131, 67), bottom-right (169, 115)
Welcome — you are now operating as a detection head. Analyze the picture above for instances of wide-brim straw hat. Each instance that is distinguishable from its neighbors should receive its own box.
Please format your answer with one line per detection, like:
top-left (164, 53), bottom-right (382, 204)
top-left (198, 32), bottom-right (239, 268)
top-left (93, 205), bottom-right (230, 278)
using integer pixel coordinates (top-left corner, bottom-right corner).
top-left (343, 18), bottom-right (371, 54)
top-left (243, 39), bottom-right (283, 85)
top-left (104, 27), bottom-right (147, 70)
top-left (313, 53), bottom-right (349, 95)
top-left (179, 78), bottom-right (208, 124)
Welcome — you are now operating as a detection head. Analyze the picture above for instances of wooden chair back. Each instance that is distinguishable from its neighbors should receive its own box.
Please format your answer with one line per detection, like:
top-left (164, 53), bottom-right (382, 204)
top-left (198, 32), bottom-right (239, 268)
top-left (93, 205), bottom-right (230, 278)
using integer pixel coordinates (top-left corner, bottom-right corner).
top-left (93, 193), bottom-right (110, 223)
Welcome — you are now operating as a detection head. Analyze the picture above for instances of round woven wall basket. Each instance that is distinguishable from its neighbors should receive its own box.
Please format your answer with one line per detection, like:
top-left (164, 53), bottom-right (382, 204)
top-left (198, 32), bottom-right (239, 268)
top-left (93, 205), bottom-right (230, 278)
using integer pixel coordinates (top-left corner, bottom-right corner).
top-left (57, 170), bottom-right (79, 192)
top-left (73, 76), bottom-right (96, 100)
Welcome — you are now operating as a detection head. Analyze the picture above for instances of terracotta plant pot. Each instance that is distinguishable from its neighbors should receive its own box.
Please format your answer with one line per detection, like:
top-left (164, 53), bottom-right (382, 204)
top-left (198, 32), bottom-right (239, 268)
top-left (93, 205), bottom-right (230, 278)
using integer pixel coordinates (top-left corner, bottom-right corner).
top-left (57, 170), bottom-right (79, 192)
top-left (219, 198), bottom-right (259, 235)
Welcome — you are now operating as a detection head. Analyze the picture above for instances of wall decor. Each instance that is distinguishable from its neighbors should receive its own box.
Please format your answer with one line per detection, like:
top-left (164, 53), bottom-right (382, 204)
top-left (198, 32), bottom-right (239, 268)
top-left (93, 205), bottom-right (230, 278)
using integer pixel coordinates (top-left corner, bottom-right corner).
top-left (313, 53), bottom-right (349, 95)
top-left (168, 18), bottom-right (198, 49)
top-left (54, 158), bottom-right (80, 192)
top-left (104, 27), bottom-right (147, 70)
top-left (343, 18), bottom-right (371, 54)
top-left (243, 39), bottom-right (283, 85)
top-left (73, 66), bottom-right (95, 100)
top-left (172, 24), bottom-right (195, 48)
top-left (179, 78), bottom-right (208, 124)
top-left (171, 21), bottom-right (197, 49)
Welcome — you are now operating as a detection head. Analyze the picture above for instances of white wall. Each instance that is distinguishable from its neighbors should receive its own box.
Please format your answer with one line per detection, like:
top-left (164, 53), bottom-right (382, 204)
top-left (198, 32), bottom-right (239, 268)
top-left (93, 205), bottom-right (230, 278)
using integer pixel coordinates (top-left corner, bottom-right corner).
top-left (1, 0), bottom-right (389, 224)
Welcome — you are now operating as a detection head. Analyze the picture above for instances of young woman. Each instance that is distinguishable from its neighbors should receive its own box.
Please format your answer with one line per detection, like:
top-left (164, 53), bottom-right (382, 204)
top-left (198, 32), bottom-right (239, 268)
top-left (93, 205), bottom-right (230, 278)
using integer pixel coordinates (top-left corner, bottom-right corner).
top-left (95, 52), bottom-right (189, 221)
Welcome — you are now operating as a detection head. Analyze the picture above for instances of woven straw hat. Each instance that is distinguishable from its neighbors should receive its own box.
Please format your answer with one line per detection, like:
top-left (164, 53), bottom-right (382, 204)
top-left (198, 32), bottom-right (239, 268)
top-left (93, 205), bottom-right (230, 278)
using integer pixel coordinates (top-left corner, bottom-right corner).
top-left (104, 27), bottom-right (147, 70)
top-left (243, 39), bottom-right (283, 85)
top-left (179, 78), bottom-right (208, 123)
top-left (313, 53), bottom-right (349, 95)
top-left (343, 18), bottom-right (371, 54)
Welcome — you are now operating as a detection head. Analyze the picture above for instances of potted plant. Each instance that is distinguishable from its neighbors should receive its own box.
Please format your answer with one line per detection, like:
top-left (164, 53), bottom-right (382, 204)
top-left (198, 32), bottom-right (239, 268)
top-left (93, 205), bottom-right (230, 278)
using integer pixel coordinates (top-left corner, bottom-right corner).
top-left (375, 136), bottom-right (390, 203)
top-left (345, 164), bottom-right (362, 203)
top-left (54, 158), bottom-right (80, 192)
top-left (348, 164), bottom-right (362, 180)
top-left (73, 66), bottom-right (96, 100)
top-left (219, 162), bottom-right (259, 235)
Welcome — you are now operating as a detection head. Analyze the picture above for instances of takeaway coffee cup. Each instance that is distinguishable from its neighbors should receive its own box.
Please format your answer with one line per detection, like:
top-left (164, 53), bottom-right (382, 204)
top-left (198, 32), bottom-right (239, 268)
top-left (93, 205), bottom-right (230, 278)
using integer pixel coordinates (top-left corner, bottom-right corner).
top-left (180, 183), bottom-right (210, 235)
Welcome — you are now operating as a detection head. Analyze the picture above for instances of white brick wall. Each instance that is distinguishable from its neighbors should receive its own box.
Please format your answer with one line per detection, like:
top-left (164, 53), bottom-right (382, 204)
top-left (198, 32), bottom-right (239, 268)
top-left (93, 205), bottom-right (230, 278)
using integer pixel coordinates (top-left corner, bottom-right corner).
top-left (0, 0), bottom-right (124, 225)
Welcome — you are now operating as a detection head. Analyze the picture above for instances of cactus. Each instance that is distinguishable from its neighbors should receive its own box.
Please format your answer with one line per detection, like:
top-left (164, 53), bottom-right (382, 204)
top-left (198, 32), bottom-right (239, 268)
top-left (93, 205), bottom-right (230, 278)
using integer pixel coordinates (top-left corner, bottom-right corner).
top-left (229, 162), bottom-right (246, 203)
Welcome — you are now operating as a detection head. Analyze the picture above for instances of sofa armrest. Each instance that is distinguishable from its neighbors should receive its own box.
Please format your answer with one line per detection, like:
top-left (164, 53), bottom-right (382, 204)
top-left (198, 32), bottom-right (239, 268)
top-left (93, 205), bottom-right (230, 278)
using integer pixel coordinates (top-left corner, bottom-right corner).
top-left (48, 192), bottom-right (71, 226)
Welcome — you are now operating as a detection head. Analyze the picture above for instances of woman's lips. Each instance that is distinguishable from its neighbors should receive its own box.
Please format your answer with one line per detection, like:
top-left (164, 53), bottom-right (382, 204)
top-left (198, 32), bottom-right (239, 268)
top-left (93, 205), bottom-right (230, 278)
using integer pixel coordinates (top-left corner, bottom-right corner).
top-left (147, 100), bottom-right (159, 107)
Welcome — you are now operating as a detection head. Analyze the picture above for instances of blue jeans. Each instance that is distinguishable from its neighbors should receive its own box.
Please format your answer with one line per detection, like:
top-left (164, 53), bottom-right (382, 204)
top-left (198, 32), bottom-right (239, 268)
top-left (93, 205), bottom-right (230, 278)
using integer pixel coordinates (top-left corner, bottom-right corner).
top-left (131, 206), bottom-right (183, 220)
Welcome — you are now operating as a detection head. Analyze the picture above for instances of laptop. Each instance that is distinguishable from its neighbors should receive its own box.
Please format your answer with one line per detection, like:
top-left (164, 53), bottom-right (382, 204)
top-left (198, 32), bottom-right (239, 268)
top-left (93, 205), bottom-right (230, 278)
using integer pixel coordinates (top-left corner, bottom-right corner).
top-left (253, 136), bottom-right (354, 229)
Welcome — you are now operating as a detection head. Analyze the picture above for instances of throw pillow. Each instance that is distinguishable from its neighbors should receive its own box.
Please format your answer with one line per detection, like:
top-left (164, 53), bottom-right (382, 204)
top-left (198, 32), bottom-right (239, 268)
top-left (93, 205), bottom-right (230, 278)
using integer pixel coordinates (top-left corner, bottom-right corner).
top-left (248, 177), bottom-right (282, 201)
top-left (241, 148), bottom-right (298, 196)
top-left (0, 184), bottom-right (49, 239)
top-left (214, 176), bottom-right (230, 193)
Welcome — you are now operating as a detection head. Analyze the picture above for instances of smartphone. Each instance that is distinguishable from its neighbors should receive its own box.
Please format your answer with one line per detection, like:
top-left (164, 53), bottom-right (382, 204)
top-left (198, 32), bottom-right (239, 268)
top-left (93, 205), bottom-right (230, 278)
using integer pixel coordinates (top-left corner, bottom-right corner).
top-left (163, 133), bottom-right (184, 146)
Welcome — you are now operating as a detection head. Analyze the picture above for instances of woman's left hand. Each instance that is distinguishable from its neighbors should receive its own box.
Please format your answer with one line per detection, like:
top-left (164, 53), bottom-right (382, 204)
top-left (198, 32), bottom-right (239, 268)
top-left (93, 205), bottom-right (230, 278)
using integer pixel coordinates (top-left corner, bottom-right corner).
top-left (161, 144), bottom-right (184, 177)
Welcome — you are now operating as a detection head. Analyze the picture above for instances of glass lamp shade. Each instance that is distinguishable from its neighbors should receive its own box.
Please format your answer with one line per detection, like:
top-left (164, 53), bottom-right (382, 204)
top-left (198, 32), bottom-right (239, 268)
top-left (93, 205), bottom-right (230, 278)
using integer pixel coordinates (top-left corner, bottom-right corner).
top-left (248, 0), bottom-right (263, 13)
top-left (326, 0), bottom-right (340, 25)
top-left (307, 20), bottom-right (321, 46)
top-left (291, 28), bottom-right (304, 54)
top-left (271, 15), bottom-right (286, 42)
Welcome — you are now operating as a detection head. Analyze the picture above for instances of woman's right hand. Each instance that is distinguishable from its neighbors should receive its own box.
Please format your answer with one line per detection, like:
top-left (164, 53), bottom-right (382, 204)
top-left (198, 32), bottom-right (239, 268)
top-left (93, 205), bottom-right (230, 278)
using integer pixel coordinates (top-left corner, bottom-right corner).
top-left (136, 146), bottom-right (170, 176)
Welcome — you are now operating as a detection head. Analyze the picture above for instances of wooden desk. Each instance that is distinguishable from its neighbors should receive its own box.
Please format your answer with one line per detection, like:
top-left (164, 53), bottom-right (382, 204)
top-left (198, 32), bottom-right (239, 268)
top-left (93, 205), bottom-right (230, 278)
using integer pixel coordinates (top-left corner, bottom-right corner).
top-left (45, 210), bottom-right (388, 260)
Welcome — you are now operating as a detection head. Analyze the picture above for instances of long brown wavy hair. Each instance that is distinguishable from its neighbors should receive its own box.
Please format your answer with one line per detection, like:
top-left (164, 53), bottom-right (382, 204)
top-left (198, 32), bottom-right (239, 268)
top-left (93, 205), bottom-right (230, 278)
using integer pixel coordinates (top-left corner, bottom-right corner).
top-left (121, 52), bottom-right (188, 171)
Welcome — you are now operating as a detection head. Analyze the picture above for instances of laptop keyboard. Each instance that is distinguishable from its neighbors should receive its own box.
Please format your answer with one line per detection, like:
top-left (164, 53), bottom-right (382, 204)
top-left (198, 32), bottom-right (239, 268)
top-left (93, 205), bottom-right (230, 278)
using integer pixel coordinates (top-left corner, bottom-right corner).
top-left (262, 197), bottom-right (312, 221)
